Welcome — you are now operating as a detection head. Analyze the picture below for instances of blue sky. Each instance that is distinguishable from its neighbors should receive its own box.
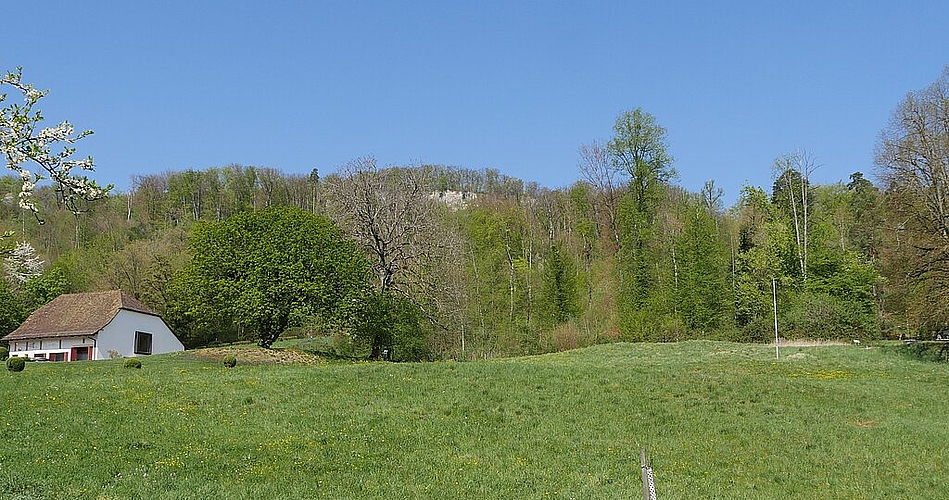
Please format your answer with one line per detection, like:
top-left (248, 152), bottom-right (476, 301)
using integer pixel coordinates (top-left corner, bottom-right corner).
top-left (5, 1), bottom-right (948, 204)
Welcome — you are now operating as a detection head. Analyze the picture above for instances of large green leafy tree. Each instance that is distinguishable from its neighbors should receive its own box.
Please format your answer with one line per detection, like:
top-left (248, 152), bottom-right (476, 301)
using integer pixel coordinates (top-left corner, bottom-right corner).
top-left (608, 109), bottom-right (677, 338)
top-left (174, 206), bottom-right (370, 348)
top-left (608, 109), bottom-right (676, 209)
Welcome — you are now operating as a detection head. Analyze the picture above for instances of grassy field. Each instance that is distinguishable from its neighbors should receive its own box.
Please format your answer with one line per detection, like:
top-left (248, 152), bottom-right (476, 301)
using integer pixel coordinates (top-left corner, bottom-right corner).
top-left (0, 341), bottom-right (947, 499)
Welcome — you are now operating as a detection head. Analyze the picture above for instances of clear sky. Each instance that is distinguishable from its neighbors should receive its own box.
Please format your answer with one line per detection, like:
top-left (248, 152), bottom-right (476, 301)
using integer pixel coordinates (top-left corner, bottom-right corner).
top-left (4, 1), bottom-right (948, 204)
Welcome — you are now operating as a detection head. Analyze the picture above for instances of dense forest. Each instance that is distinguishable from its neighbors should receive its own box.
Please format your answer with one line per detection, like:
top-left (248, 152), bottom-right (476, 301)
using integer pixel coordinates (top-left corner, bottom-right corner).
top-left (2, 67), bottom-right (948, 360)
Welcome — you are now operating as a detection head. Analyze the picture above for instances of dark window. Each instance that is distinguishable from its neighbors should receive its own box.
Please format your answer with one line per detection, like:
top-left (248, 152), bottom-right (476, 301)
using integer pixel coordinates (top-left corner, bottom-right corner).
top-left (134, 332), bottom-right (153, 355)
top-left (49, 352), bottom-right (66, 362)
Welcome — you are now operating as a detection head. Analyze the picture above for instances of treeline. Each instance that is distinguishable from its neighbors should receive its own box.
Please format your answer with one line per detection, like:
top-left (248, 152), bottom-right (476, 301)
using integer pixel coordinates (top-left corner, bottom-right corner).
top-left (0, 156), bottom-right (887, 358)
top-left (3, 67), bottom-right (948, 359)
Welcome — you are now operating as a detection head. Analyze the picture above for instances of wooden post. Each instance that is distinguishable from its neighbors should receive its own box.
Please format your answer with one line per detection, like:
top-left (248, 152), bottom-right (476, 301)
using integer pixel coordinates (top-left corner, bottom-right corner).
top-left (640, 448), bottom-right (657, 500)
top-left (640, 449), bottom-right (650, 500)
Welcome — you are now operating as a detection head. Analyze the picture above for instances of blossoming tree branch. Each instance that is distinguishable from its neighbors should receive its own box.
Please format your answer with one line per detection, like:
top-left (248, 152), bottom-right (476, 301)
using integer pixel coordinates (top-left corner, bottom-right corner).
top-left (0, 66), bottom-right (112, 223)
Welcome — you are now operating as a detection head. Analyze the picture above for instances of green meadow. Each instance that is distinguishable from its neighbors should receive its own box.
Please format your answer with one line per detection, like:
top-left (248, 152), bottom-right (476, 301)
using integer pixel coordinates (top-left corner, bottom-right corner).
top-left (1, 341), bottom-right (947, 499)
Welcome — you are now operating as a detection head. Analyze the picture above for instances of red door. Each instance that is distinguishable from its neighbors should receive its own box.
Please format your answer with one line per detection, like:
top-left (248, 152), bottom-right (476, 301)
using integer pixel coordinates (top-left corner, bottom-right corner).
top-left (70, 346), bottom-right (92, 361)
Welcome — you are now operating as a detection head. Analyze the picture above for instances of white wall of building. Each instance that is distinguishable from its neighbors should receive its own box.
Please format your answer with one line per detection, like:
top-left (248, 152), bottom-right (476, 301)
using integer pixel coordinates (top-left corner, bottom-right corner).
top-left (8, 336), bottom-right (95, 361)
top-left (97, 310), bottom-right (184, 358)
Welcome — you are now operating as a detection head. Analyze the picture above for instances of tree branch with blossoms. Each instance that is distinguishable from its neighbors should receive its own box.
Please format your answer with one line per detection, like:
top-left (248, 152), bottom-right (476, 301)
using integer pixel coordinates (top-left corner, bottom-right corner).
top-left (1, 66), bottom-right (112, 223)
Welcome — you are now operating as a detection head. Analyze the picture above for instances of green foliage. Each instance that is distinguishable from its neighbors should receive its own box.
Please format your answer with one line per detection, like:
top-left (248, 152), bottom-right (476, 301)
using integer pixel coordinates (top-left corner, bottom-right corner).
top-left (616, 191), bottom-right (674, 340)
top-left (458, 205), bottom-right (539, 355)
top-left (781, 291), bottom-right (879, 339)
top-left (0, 231), bottom-right (13, 252)
top-left (608, 108), bottom-right (676, 206)
top-left (328, 331), bottom-right (362, 358)
top-left (771, 163), bottom-right (811, 220)
top-left (807, 249), bottom-right (878, 315)
top-left (676, 205), bottom-right (729, 332)
top-left (0, 99), bottom-right (914, 353)
top-left (616, 194), bottom-right (656, 309)
top-left (352, 291), bottom-right (431, 361)
top-left (608, 109), bottom-right (678, 341)
top-left (541, 244), bottom-right (580, 324)
top-left (893, 342), bottom-right (949, 363)
top-left (173, 206), bottom-right (371, 349)
top-left (22, 264), bottom-right (72, 310)
top-left (0, 280), bottom-right (25, 337)
top-left (0, 346), bottom-right (8, 361)
top-left (846, 172), bottom-right (883, 257)
top-left (6, 356), bottom-right (24, 372)
top-left (729, 176), bottom-right (886, 341)
top-left (123, 358), bottom-right (142, 369)
top-left (222, 355), bottom-right (237, 368)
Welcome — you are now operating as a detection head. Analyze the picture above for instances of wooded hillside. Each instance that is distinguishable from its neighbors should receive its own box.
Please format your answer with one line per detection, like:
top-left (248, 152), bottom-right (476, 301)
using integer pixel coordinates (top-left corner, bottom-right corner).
top-left (3, 68), bottom-right (948, 360)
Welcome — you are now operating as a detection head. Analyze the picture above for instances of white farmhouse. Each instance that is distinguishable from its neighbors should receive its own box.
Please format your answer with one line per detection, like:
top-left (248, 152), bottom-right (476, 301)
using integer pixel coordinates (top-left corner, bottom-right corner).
top-left (3, 290), bottom-right (184, 361)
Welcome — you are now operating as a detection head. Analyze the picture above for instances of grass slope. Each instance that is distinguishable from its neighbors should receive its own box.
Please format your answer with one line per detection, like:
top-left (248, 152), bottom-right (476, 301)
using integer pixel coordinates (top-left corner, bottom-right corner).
top-left (1, 341), bottom-right (947, 499)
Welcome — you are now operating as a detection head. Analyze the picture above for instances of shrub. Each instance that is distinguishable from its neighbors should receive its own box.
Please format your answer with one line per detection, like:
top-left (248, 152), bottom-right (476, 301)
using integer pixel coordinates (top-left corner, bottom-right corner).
top-left (0, 346), bottom-right (8, 361)
top-left (782, 291), bottom-right (880, 339)
top-left (124, 358), bottom-right (142, 369)
top-left (892, 342), bottom-right (949, 363)
top-left (329, 331), bottom-right (361, 358)
top-left (7, 357), bottom-right (25, 372)
top-left (222, 355), bottom-right (237, 368)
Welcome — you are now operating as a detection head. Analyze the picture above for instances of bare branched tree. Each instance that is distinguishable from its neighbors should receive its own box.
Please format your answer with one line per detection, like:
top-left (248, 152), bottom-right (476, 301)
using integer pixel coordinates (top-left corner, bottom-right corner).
top-left (578, 141), bottom-right (621, 249)
top-left (875, 66), bottom-right (949, 325)
top-left (326, 157), bottom-right (465, 347)
top-left (877, 67), bottom-right (949, 243)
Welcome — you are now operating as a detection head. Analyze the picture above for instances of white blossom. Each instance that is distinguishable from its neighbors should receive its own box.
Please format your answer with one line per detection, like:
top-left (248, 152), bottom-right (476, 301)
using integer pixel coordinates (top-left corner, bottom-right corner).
top-left (4, 241), bottom-right (44, 286)
top-left (1, 66), bottom-right (111, 219)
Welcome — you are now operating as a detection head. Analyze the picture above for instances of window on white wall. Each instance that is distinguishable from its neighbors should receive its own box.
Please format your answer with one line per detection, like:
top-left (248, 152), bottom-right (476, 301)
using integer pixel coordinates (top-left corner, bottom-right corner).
top-left (134, 331), bottom-right (153, 355)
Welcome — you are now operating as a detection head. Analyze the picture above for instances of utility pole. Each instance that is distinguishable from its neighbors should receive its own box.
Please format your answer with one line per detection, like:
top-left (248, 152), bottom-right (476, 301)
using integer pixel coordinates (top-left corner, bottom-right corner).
top-left (772, 277), bottom-right (779, 360)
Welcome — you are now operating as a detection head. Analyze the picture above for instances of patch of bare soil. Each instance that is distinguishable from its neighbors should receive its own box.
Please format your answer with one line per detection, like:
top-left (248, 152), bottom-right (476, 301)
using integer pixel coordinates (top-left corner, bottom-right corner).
top-left (187, 346), bottom-right (323, 365)
top-left (774, 339), bottom-right (848, 347)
